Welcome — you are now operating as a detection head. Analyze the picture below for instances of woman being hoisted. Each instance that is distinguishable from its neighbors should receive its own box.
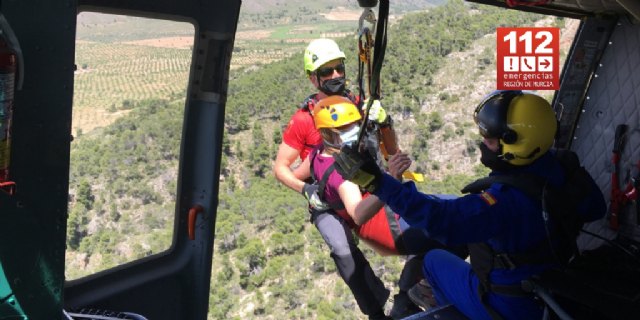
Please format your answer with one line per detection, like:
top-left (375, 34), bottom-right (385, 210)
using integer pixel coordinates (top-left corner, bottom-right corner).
top-left (297, 96), bottom-right (468, 319)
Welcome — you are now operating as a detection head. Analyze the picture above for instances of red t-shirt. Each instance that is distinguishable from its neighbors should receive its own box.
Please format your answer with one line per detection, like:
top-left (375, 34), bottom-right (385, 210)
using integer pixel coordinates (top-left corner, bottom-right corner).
top-left (281, 108), bottom-right (322, 160)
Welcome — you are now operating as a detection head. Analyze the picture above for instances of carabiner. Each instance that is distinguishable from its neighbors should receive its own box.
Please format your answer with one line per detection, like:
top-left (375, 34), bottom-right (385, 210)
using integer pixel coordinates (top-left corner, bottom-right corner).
top-left (358, 8), bottom-right (376, 38)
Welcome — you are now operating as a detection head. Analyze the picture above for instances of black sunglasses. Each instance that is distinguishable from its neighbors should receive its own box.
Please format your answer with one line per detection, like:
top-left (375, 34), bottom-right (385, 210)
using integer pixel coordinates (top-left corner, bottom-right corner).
top-left (316, 63), bottom-right (345, 77)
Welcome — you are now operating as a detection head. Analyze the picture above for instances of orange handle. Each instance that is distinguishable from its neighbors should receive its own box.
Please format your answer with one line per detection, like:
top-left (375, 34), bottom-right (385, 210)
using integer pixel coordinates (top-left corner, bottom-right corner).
top-left (188, 205), bottom-right (204, 240)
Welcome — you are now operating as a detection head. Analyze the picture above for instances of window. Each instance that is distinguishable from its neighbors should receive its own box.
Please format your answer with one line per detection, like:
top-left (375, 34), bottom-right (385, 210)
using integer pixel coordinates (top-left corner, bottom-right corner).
top-left (67, 12), bottom-right (193, 280)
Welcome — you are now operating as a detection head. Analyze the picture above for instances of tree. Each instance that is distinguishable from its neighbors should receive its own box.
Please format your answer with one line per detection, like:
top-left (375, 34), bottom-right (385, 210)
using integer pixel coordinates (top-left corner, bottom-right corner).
top-left (236, 238), bottom-right (266, 273)
top-left (76, 180), bottom-right (94, 210)
top-left (66, 204), bottom-right (88, 250)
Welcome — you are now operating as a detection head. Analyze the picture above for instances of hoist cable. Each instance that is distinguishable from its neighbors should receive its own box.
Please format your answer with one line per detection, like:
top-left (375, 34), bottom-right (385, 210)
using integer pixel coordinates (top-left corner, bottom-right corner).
top-left (356, 0), bottom-right (388, 149)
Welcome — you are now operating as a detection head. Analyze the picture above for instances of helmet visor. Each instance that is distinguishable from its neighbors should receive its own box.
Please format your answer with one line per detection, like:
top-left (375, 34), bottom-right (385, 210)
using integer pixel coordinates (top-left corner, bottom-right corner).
top-left (474, 90), bottom-right (521, 138)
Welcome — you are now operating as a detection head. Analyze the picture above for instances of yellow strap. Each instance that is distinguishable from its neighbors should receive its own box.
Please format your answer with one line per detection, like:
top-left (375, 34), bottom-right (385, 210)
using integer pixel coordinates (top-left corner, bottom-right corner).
top-left (402, 171), bottom-right (424, 182)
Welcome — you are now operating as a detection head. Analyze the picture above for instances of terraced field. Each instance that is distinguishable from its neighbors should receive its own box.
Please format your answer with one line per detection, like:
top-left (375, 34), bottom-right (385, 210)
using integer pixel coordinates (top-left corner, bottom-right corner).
top-left (73, 10), bottom-right (362, 134)
top-left (74, 42), bottom-right (192, 133)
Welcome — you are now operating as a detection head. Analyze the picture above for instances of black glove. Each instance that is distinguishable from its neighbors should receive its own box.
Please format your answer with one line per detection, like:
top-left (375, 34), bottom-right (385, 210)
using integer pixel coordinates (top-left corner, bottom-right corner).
top-left (301, 183), bottom-right (330, 211)
top-left (332, 144), bottom-right (383, 193)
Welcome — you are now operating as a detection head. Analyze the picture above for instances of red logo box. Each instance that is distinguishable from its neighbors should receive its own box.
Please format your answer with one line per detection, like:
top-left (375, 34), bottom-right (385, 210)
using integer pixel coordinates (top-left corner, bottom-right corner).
top-left (497, 27), bottom-right (560, 90)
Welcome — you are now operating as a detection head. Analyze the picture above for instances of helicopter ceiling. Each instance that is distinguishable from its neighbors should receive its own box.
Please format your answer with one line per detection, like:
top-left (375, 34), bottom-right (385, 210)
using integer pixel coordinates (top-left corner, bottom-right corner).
top-left (468, 0), bottom-right (639, 20)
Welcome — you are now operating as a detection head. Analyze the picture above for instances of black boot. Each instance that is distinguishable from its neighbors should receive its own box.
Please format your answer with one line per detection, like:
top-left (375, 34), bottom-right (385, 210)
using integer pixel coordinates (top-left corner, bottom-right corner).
top-left (368, 308), bottom-right (393, 320)
top-left (389, 291), bottom-right (422, 319)
top-left (407, 279), bottom-right (438, 310)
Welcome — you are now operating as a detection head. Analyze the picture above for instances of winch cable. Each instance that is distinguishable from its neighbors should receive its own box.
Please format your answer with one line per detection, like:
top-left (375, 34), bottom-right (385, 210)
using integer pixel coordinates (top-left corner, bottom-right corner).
top-left (356, 0), bottom-right (389, 150)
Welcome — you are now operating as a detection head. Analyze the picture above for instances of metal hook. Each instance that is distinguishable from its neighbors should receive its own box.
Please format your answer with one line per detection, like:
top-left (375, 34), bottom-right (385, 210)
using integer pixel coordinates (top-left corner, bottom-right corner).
top-left (358, 8), bottom-right (377, 36)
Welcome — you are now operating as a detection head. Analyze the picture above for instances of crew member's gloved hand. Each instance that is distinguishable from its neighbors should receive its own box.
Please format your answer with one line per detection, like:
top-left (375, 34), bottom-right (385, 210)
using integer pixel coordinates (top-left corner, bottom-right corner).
top-left (364, 99), bottom-right (388, 125)
top-left (332, 144), bottom-right (383, 193)
top-left (302, 183), bottom-right (331, 211)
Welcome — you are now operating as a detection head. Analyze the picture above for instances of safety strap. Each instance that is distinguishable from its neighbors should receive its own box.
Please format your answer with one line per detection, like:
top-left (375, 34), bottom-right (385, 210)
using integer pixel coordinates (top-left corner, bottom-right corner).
top-left (299, 93), bottom-right (318, 111)
top-left (310, 147), bottom-right (345, 211)
top-left (384, 204), bottom-right (401, 240)
top-left (470, 243), bottom-right (523, 320)
top-left (461, 174), bottom-right (546, 198)
top-left (317, 163), bottom-right (334, 201)
top-left (299, 91), bottom-right (359, 112)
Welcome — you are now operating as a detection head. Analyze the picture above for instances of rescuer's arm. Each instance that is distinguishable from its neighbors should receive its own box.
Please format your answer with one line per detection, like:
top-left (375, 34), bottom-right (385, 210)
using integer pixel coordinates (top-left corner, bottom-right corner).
top-left (273, 142), bottom-right (307, 193)
top-left (387, 152), bottom-right (411, 180)
top-left (292, 158), bottom-right (311, 180)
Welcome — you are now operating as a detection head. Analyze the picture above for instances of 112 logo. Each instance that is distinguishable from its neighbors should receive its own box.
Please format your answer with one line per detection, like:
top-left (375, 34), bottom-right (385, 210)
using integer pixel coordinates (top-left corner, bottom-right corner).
top-left (497, 27), bottom-right (560, 90)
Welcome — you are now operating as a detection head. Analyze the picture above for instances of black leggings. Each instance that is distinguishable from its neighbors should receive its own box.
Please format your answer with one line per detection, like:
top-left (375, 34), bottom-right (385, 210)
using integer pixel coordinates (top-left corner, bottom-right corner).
top-left (312, 211), bottom-right (390, 316)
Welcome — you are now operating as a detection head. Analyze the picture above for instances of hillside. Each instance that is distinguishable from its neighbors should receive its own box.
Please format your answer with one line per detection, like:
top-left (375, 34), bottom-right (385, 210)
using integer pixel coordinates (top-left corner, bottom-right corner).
top-left (67, 1), bottom-right (576, 319)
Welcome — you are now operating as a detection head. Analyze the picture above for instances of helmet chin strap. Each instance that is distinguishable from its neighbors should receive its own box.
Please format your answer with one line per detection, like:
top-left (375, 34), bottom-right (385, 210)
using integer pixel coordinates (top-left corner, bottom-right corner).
top-left (502, 147), bottom-right (541, 161)
top-left (501, 153), bottom-right (515, 161)
top-left (323, 140), bottom-right (342, 149)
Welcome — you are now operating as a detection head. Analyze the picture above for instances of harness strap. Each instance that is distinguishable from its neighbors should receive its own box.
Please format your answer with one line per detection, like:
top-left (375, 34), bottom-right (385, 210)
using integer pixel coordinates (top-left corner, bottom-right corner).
top-left (384, 205), bottom-right (401, 240)
top-left (299, 91), bottom-right (358, 112)
top-left (310, 147), bottom-right (345, 211)
top-left (470, 243), bottom-right (523, 320)
top-left (476, 284), bottom-right (505, 320)
top-left (300, 93), bottom-right (317, 111)
top-left (461, 174), bottom-right (545, 198)
top-left (317, 163), bottom-right (334, 201)
top-left (489, 283), bottom-right (531, 297)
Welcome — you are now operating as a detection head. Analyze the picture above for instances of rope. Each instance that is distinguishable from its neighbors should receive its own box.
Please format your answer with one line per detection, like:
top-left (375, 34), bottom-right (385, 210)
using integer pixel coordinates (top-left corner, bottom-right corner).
top-left (356, 0), bottom-right (389, 149)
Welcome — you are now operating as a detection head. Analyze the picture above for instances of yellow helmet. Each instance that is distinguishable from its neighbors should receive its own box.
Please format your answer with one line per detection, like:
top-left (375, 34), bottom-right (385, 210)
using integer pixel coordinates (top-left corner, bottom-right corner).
top-left (474, 90), bottom-right (557, 165)
top-left (303, 39), bottom-right (346, 75)
top-left (313, 96), bottom-right (361, 129)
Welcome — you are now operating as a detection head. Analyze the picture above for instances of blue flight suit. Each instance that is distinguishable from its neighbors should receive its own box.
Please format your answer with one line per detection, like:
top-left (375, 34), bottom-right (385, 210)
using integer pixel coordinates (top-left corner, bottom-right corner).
top-left (373, 151), bottom-right (606, 319)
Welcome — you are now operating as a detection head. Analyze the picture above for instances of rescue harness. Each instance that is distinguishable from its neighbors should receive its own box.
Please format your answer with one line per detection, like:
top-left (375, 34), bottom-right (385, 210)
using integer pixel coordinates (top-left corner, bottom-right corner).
top-left (309, 145), bottom-right (403, 255)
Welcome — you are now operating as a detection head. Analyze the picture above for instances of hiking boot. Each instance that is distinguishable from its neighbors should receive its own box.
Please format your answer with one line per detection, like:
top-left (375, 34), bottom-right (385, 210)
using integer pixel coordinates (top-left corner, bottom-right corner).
top-left (407, 279), bottom-right (437, 310)
top-left (389, 292), bottom-right (422, 319)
